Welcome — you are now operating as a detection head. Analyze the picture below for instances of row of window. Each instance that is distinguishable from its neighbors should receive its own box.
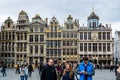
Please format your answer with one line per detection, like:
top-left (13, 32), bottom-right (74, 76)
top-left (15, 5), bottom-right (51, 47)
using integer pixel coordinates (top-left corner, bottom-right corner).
top-left (1, 53), bottom-right (14, 57)
top-left (29, 45), bottom-right (44, 54)
top-left (29, 35), bottom-right (44, 42)
top-left (63, 40), bottom-right (77, 46)
top-left (47, 32), bottom-right (61, 38)
top-left (79, 32), bottom-right (111, 40)
top-left (16, 43), bottom-right (27, 52)
top-left (30, 27), bottom-right (44, 32)
top-left (80, 43), bottom-right (111, 52)
top-left (1, 42), bottom-right (14, 51)
top-left (63, 49), bottom-right (77, 55)
top-left (18, 20), bottom-right (27, 24)
top-left (50, 26), bottom-right (60, 32)
top-left (66, 24), bottom-right (74, 29)
top-left (63, 32), bottom-right (77, 38)
top-left (16, 54), bottom-right (26, 58)
top-left (46, 40), bottom-right (61, 47)
top-left (0, 32), bottom-right (15, 40)
top-left (46, 49), bottom-right (61, 56)
top-left (98, 32), bottom-right (110, 40)
top-left (17, 33), bottom-right (27, 40)
top-left (80, 32), bottom-right (91, 40)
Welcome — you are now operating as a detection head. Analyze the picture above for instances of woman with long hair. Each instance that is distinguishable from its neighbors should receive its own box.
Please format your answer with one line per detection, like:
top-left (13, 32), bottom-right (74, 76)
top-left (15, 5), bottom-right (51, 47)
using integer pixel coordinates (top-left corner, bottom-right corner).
top-left (62, 63), bottom-right (74, 80)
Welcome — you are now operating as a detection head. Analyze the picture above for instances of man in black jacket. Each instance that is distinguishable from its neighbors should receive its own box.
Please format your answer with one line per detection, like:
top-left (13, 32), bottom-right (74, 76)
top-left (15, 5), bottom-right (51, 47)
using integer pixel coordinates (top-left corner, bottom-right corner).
top-left (41, 59), bottom-right (57, 80)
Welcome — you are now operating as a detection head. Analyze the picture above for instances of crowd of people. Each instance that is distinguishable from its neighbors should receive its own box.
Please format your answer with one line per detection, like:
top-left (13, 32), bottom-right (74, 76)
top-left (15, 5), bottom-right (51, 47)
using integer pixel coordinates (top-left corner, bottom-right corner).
top-left (15, 63), bottom-right (34, 80)
top-left (0, 56), bottom-right (120, 80)
top-left (40, 57), bottom-right (95, 80)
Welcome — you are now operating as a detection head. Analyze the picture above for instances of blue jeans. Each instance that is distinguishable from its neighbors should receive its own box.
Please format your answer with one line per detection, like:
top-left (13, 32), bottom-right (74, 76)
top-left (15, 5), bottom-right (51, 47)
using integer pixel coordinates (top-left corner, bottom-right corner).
top-left (24, 75), bottom-right (28, 80)
top-left (20, 76), bottom-right (24, 80)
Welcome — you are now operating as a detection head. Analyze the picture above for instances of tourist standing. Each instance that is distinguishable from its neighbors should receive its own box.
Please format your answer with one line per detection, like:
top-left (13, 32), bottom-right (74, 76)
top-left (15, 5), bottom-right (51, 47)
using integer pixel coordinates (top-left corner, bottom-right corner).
top-left (24, 64), bottom-right (29, 80)
top-left (77, 57), bottom-right (95, 80)
top-left (28, 64), bottom-right (33, 77)
top-left (62, 63), bottom-right (74, 80)
top-left (41, 58), bottom-right (57, 80)
top-left (20, 65), bottom-right (25, 80)
top-left (1, 63), bottom-right (7, 77)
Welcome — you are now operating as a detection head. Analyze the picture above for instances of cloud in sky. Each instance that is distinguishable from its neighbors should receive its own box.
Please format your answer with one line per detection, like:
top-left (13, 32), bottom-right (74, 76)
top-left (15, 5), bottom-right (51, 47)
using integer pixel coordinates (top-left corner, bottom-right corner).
top-left (0, 0), bottom-right (120, 37)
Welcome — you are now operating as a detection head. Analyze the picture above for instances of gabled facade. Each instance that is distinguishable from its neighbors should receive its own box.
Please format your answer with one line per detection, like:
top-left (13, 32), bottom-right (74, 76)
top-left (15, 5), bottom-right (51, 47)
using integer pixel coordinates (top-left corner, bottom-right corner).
top-left (0, 10), bottom-right (113, 67)
top-left (62, 15), bottom-right (79, 63)
top-left (0, 17), bottom-right (16, 67)
top-left (28, 14), bottom-right (47, 66)
top-left (46, 16), bottom-right (62, 64)
top-left (78, 11), bottom-right (112, 65)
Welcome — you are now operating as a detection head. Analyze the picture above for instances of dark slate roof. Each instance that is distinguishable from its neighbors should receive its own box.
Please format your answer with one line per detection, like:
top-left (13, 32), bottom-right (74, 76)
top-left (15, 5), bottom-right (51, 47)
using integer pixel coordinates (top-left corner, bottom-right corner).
top-left (88, 11), bottom-right (99, 20)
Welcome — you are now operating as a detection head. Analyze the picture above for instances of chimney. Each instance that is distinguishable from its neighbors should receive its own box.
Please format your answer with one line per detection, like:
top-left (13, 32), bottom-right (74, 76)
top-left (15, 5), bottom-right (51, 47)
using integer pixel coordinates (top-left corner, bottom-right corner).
top-left (45, 18), bottom-right (48, 27)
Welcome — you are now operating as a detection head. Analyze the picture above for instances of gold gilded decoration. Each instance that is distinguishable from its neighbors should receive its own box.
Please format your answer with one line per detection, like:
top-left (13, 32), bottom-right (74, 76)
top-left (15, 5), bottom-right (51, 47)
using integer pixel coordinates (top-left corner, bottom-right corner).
top-left (92, 31), bottom-right (97, 41)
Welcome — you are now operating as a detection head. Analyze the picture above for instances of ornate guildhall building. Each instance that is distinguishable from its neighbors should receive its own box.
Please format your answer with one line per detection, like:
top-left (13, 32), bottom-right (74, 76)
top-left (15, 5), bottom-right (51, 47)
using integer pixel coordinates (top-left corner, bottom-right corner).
top-left (0, 10), bottom-right (112, 67)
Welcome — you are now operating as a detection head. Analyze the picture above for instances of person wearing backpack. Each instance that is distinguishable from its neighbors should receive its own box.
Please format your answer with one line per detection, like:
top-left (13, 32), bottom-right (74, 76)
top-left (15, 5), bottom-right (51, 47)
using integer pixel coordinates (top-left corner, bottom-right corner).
top-left (77, 57), bottom-right (95, 80)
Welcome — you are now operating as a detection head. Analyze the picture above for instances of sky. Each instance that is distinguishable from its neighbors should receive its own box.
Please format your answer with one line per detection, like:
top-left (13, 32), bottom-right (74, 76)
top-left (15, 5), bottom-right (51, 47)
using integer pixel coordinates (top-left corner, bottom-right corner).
top-left (0, 0), bottom-right (120, 37)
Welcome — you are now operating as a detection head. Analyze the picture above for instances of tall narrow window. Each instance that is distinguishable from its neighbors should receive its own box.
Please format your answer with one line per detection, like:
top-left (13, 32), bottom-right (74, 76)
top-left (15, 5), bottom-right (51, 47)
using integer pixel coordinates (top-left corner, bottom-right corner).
top-left (80, 43), bottom-right (83, 51)
top-left (35, 35), bottom-right (38, 42)
top-left (88, 32), bottom-right (91, 40)
top-left (40, 35), bottom-right (44, 42)
top-left (103, 43), bottom-right (106, 52)
top-left (63, 41), bottom-right (66, 46)
top-left (93, 22), bottom-right (96, 28)
top-left (24, 33), bottom-right (27, 40)
top-left (84, 43), bottom-right (87, 52)
top-left (40, 46), bottom-right (44, 54)
top-left (93, 43), bottom-right (97, 52)
top-left (29, 35), bottom-right (33, 42)
top-left (80, 32), bottom-right (83, 40)
top-left (58, 32), bottom-right (61, 38)
top-left (88, 43), bottom-right (91, 51)
top-left (99, 43), bottom-right (102, 51)
top-left (40, 27), bottom-right (44, 32)
top-left (98, 32), bottom-right (101, 40)
top-left (63, 32), bottom-right (66, 38)
top-left (35, 45), bottom-right (38, 54)
top-left (107, 32), bottom-right (110, 40)
top-left (84, 32), bottom-right (87, 40)
top-left (107, 43), bottom-right (110, 51)
top-left (103, 32), bottom-right (106, 40)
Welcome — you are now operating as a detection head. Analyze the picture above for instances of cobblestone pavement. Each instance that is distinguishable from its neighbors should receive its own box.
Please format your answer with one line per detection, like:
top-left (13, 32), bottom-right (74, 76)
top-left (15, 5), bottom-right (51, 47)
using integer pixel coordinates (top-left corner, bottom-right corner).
top-left (0, 69), bottom-right (116, 80)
